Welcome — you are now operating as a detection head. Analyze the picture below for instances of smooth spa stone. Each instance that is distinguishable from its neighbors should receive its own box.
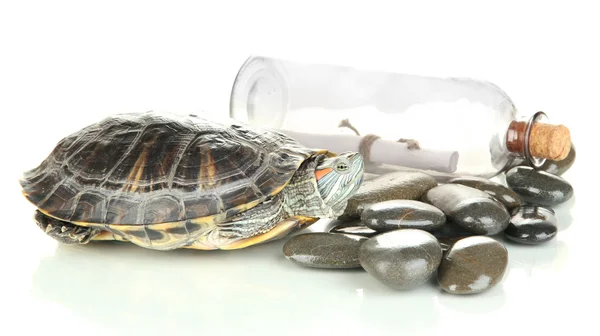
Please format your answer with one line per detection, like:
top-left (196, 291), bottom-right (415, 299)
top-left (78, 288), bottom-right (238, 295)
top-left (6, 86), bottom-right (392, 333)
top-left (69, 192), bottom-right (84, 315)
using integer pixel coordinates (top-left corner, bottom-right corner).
top-left (538, 143), bottom-right (576, 176)
top-left (508, 143), bottom-right (576, 176)
top-left (328, 220), bottom-right (379, 238)
top-left (504, 205), bottom-right (558, 244)
top-left (421, 184), bottom-right (510, 235)
top-left (358, 229), bottom-right (442, 290)
top-left (361, 200), bottom-right (446, 232)
top-left (283, 233), bottom-right (367, 269)
top-left (339, 172), bottom-right (438, 220)
top-left (431, 221), bottom-right (475, 251)
top-left (437, 236), bottom-right (508, 295)
top-left (447, 176), bottom-right (523, 211)
top-left (505, 166), bottom-right (574, 206)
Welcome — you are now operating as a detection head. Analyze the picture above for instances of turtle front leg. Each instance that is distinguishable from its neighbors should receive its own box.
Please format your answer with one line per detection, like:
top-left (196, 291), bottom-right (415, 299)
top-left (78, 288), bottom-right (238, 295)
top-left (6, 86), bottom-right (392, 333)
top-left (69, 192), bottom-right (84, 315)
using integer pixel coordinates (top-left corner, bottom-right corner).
top-left (34, 210), bottom-right (102, 244)
top-left (217, 216), bottom-right (319, 250)
top-left (183, 216), bottom-right (318, 251)
top-left (184, 194), bottom-right (319, 250)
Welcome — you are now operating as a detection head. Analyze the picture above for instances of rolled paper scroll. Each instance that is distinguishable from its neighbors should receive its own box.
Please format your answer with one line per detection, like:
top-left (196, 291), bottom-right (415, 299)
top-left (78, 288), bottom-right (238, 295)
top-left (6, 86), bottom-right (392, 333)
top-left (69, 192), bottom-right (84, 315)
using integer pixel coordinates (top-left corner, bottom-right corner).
top-left (275, 129), bottom-right (460, 174)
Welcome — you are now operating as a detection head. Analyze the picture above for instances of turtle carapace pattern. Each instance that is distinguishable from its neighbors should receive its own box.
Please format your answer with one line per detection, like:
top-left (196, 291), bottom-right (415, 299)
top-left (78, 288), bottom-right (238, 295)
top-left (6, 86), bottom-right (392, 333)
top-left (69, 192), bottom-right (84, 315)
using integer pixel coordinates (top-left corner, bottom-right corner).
top-left (20, 111), bottom-right (365, 250)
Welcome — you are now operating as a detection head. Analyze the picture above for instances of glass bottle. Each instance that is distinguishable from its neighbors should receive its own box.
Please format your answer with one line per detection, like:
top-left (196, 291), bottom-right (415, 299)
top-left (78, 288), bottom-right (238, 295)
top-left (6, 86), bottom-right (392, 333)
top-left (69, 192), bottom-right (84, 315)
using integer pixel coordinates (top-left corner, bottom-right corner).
top-left (229, 55), bottom-right (571, 181)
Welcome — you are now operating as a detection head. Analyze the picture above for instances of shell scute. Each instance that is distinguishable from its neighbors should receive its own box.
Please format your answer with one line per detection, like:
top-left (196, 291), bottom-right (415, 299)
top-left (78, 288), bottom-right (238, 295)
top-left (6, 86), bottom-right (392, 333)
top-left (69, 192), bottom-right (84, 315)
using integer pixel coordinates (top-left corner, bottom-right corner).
top-left (218, 181), bottom-right (264, 216)
top-left (182, 193), bottom-right (223, 219)
top-left (105, 196), bottom-right (141, 224)
top-left (71, 190), bottom-right (107, 223)
top-left (142, 194), bottom-right (185, 224)
top-left (40, 182), bottom-right (79, 219)
top-left (21, 111), bottom-right (320, 227)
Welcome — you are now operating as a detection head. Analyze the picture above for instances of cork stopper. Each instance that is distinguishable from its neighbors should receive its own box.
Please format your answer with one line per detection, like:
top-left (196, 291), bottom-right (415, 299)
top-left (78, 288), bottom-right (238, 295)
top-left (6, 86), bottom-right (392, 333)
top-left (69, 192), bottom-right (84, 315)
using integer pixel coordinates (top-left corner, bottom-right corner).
top-left (506, 116), bottom-right (572, 163)
top-left (529, 123), bottom-right (571, 161)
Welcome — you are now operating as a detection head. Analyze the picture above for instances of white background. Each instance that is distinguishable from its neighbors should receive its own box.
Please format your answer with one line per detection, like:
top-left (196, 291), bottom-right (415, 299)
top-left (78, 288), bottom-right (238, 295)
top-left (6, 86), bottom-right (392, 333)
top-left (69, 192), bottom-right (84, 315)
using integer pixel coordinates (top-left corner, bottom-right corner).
top-left (0, 1), bottom-right (595, 335)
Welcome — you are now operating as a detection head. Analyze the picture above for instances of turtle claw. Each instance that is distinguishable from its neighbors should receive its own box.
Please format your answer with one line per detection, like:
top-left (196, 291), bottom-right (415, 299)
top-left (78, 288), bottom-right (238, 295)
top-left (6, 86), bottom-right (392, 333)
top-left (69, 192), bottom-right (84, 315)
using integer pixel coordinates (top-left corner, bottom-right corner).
top-left (34, 210), bottom-right (100, 245)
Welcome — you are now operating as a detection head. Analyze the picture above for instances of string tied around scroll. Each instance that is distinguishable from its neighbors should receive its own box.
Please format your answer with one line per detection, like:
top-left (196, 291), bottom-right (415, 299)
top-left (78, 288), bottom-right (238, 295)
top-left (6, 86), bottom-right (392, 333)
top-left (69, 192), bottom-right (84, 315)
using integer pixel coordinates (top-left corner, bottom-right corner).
top-left (338, 118), bottom-right (421, 164)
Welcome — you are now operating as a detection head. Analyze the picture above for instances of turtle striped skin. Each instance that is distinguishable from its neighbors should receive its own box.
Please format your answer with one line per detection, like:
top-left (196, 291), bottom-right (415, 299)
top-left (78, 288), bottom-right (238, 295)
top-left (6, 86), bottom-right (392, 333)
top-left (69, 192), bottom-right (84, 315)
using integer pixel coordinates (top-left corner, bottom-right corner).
top-left (20, 111), bottom-right (364, 250)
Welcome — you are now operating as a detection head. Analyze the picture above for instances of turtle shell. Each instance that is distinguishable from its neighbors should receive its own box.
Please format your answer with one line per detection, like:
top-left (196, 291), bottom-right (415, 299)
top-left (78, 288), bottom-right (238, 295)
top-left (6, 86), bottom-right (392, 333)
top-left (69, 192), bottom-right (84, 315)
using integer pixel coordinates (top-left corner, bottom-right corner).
top-left (21, 111), bottom-right (330, 228)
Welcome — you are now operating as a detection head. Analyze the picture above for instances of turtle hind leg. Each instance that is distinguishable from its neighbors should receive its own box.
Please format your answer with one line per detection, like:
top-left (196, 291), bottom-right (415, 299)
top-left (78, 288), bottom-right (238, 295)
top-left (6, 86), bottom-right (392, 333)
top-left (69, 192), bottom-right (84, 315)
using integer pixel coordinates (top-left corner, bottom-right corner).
top-left (34, 210), bottom-right (102, 244)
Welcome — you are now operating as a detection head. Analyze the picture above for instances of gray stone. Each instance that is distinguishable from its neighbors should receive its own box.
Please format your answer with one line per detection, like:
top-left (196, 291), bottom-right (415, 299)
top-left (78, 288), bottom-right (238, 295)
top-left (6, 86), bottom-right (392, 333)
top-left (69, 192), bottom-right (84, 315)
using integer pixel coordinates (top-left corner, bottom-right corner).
top-left (447, 176), bottom-right (523, 211)
top-left (431, 221), bottom-right (474, 251)
top-left (340, 172), bottom-right (438, 220)
top-left (358, 229), bottom-right (442, 290)
top-left (508, 143), bottom-right (576, 176)
top-left (422, 184), bottom-right (510, 235)
top-left (431, 220), bottom-right (474, 238)
top-left (437, 236), bottom-right (508, 294)
top-left (362, 172), bottom-right (379, 181)
top-left (361, 200), bottom-right (445, 232)
top-left (505, 166), bottom-right (574, 206)
top-left (283, 233), bottom-right (367, 269)
top-left (328, 220), bottom-right (378, 238)
top-left (504, 205), bottom-right (557, 244)
top-left (538, 143), bottom-right (576, 176)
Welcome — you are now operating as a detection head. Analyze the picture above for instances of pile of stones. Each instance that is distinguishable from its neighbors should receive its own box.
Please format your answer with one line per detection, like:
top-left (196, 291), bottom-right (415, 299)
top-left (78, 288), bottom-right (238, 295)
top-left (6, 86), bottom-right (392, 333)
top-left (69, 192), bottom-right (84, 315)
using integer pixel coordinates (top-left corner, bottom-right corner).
top-left (283, 145), bottom-right (575, 294)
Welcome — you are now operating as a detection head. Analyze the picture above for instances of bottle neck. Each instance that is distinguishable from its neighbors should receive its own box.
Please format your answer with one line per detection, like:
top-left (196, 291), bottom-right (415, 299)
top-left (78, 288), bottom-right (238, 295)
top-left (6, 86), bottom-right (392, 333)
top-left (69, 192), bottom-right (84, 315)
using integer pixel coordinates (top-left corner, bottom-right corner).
top-left (506, 119), bottom-right (529, 158)
top-left (505, 111), bottom-right (571, 167)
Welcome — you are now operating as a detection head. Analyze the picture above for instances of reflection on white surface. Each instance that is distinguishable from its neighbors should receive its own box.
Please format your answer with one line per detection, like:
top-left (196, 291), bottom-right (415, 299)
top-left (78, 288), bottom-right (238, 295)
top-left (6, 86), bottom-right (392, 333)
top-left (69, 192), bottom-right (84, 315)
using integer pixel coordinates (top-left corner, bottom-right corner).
top-left (0, 77), bottom-right (591, 336)
top-left (26, 232), bottom-right (443, 336)
top-left (0, 155), bottom-right (593, 336)
top-left (2, 1), bottom-right (599, 333)
top-left (1, 195), bottom-right (582, 336)
top-left (1, 120), bottom-right (591, 336)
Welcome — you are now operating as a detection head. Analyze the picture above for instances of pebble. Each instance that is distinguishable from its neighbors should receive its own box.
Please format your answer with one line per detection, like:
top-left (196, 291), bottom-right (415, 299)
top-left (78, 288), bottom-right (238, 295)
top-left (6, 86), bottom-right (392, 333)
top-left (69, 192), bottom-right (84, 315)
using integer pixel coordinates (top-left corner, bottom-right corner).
top-left (339, 171), bottom-right (438, 220)
top-left (431, 221), bottom-right (474, 251)
top-left (437, 236), bottom-right (508, 294)
top-left (447, 176), bottom-right (523, 211)
top-left (361, 200), bottom-right (445, 232)
top-left (328, 220), bottom-right (378, 238)
top-left (538, 143), bottom-right (576, 176)
top-left (504, 205), bottom-right (557, 244)
top-left (505, 166), bottom-right (574, 206)
top-left (283, 233), bottom-right (367, 269)
top-left (358, 229), bottom-right (442, 290)
top-left (422, 184), bottom-right (510, 235)
top-left (362, 172), bottom-right (379, 181)
top-left (509, 143), bottom-right (576, 176)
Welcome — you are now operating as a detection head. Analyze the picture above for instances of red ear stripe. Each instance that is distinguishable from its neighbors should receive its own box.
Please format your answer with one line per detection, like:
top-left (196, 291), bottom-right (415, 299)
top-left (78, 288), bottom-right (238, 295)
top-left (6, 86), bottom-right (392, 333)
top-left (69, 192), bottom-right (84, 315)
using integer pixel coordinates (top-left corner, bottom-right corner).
top-left (315, 168), bottom-right (333, 181)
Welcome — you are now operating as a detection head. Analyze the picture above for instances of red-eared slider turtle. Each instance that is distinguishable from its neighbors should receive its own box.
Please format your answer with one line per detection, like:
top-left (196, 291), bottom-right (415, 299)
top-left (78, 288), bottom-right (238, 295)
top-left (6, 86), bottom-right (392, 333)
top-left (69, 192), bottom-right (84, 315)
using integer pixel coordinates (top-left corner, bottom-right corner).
top-left (20, 111), bottom-right (364, 250)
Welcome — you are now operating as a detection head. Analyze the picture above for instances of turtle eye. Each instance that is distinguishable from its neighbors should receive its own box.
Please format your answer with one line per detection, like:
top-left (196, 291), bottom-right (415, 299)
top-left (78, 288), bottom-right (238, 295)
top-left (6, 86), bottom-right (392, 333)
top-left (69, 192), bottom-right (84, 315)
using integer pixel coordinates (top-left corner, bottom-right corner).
top-left (336, 162), bottom-right (349, 172)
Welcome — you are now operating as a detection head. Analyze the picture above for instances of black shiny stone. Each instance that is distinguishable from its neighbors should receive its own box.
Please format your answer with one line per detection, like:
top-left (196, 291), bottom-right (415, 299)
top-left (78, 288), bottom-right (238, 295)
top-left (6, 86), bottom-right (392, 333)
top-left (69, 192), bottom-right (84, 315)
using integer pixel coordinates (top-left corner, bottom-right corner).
top-left (505, 166), bottom-right (574, 206)
top-left (358, 229), bottom-right (442, 290)
top-left (340, 171), bottom-right (438, 219)
top-left (361, 200), bottom-right (445, 232)
top-left (504, 205), bottom-right (557, 244)
top-left (431, 221), bottom-right (475, 251)
top-left (283, 232), bottom-right (367, 269)
top-left (508, 143), bottom-right (576, 176)
top-left (437, 236), bottom-right (508, 294)
top-left (447, 176), bottom-right (523, 211)
top-left (422, 184), bottom-right (510, 235)
top-left (328, 220), bottom-right (379, 238)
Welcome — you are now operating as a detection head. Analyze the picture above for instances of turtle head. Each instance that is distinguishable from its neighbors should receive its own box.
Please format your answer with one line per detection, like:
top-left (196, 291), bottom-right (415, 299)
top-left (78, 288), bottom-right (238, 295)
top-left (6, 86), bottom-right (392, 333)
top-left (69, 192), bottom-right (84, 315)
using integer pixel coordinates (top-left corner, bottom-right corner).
top-left (314, 152), bottom-right (364, 211)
